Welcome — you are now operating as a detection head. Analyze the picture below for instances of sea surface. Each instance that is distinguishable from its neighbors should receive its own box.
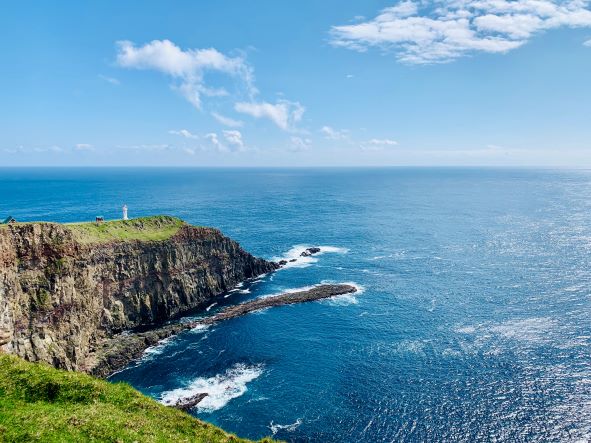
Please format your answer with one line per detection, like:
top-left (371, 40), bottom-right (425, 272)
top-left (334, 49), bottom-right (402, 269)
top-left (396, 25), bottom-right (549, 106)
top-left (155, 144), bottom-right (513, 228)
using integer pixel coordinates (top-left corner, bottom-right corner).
top-left (1, 167), bottom-right (590, 442)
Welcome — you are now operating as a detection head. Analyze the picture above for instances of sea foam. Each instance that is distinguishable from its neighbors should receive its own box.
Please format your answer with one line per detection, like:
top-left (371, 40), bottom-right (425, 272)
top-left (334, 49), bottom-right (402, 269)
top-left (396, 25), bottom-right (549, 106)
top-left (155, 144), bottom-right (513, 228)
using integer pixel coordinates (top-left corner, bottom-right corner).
top-left (273, 245), bottom-right (349, 269)
top-left (269, 418), bottom-right (303, 435)
top-left (159, 363), bottom-right (264, 413)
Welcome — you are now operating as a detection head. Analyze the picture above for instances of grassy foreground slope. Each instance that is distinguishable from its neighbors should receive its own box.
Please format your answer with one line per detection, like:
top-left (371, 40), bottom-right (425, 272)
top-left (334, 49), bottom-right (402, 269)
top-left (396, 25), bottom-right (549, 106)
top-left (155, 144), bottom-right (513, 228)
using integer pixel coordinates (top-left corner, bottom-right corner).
top-left (0, 355), bottom-right (273, 443)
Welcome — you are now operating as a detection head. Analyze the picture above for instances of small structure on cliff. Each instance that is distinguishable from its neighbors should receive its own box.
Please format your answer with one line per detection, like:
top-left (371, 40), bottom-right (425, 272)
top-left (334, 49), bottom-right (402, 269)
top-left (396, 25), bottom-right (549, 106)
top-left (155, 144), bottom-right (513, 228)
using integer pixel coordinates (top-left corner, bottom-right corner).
top-left (95, 216), bottom-right (104, 225)
top-left (1, 216), bottom-right (16, 224)
top-left (123, 205), bottom-right (128, 220)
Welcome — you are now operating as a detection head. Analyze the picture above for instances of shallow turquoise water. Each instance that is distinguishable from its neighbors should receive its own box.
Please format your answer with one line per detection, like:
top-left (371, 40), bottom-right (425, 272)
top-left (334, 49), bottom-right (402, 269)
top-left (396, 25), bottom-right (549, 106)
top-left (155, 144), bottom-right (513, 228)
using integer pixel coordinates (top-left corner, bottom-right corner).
top-left (2, 168), bottom-right (591, 442)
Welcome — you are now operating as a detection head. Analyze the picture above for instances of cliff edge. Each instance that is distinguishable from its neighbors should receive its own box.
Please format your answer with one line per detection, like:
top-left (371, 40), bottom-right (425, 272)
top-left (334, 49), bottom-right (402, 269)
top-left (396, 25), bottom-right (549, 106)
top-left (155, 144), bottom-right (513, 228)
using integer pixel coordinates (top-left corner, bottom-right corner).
top-left (0, 216), bottom-right (278, 372)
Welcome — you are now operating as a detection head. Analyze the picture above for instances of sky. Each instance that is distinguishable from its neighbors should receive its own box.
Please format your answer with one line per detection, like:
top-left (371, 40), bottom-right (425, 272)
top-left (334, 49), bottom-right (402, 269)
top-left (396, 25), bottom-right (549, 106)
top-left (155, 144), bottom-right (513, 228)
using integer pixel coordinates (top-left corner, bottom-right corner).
top-left (1, 0), bottom-right (591, 167)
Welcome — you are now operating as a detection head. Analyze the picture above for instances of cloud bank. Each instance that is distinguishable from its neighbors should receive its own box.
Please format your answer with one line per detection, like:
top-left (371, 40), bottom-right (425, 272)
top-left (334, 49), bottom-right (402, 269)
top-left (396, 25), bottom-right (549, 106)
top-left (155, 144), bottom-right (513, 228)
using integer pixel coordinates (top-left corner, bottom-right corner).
top-left (331, 0), bottom-right (591, 63)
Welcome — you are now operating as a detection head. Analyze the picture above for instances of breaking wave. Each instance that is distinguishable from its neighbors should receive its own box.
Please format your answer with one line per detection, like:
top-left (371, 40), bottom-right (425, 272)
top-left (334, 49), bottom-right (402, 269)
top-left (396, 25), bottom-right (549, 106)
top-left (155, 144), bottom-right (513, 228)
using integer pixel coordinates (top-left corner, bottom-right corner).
top-left (323, 281), bottom-right (365, 306)
top-left (273, 245), bottom-right (349, 269)
top-left (269, 418), bottom-right (303, 435)
top-left (159, 363), bottom-right (264, 413)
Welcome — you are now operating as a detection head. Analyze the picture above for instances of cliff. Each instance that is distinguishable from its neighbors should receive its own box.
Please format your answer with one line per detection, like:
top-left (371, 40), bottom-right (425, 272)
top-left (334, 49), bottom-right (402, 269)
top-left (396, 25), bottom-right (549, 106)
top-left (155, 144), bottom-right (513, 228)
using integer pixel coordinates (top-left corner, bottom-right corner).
top-left (0, 216), bottom-right (278, 373)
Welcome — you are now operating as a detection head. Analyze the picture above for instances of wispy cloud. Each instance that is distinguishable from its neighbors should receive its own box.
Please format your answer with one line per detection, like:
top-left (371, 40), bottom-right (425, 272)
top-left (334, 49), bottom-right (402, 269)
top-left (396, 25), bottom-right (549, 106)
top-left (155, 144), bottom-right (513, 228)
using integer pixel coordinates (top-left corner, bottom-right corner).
top-left (99, 74), bottom-right (120, 85)
top-left (331, 1), bottom-right (591, 64)
top-left (169, 129), bottom-right (199, 139)
top-left (116, 39), bottom-right (255, 109)
top-left (34, 145), bottom-right (63, 153)
top-left (118, 144), bottom-right (171, 152)
top-left (75, 143), bottom-right (94, 151)
top-left (360, 138), bottom-right (398, 150)
top-left (211, 111), bottom-right (244, 127)
top-left (290, 136), bottom-right (312, 151)
top-left (234, 100), bottom-right (304, 131)
top-left (321, 125), bottom-right (349, 140)
top-left (585, 38), bottom-right (591, 46)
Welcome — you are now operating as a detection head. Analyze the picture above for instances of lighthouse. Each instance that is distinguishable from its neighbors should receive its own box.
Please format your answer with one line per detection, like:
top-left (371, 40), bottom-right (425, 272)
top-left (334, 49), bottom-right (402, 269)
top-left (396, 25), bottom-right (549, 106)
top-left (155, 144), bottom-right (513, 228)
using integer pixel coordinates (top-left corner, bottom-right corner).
top-left (122, 205), bottom-right (128, 220)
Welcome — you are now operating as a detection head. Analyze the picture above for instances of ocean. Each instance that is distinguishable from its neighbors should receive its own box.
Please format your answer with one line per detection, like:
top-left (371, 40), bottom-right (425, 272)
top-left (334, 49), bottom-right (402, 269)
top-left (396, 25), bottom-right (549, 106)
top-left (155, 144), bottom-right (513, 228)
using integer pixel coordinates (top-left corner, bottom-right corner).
top-left (2, 167), bottom-right (590, 442)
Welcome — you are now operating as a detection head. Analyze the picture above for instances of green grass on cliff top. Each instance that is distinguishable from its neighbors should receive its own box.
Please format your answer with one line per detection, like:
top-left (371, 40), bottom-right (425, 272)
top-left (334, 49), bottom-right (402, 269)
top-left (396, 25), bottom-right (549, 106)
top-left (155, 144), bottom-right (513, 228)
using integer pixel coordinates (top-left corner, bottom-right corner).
top-left (65, 215), bottom-right (186, 244)
top-left (0, 354), bottom-right (275, 443)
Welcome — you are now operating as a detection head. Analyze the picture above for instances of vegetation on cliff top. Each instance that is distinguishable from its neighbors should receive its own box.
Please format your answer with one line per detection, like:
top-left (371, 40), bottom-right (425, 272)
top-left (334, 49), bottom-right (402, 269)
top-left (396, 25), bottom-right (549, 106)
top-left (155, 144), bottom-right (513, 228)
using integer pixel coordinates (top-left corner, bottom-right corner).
top-left (65, 215), bottom-right (186, 244)
top-left (0, 216), bottom-right (187, 244)
top-left (0, 354), bottom-right (274, 443)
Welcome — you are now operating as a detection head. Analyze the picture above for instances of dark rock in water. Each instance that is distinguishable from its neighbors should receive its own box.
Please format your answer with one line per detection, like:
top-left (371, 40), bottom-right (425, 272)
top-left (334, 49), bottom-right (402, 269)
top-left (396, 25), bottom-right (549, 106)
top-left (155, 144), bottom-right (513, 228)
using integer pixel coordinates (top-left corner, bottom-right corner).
top-left (173, 393), bottom-right (208, 411)
top-left (199, 284), bottom-right (357, 326)
top-left (289, 259), bottom-right (297, 262)
top-left (278, 260), bottom-right (288, 266)
top-left (300, 247), bottom-right (321, 257)
top-left (92, 283), bottom-right (358, 377)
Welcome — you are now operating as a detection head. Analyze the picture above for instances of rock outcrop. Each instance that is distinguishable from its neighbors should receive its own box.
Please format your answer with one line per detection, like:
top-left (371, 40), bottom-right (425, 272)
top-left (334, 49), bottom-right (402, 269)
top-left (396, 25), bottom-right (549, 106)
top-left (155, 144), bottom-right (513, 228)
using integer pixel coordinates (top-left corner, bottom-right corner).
top-left (91, 284), bottom-right (357, 377)
top-left (0, 218), bottom-right (278, 372)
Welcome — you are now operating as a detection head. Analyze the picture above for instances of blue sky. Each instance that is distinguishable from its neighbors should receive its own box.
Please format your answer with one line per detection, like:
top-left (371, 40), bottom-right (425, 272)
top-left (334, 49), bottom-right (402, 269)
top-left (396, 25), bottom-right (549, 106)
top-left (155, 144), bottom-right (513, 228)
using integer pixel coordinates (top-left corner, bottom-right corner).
top-left (1, 0), bottom-right (591, 167)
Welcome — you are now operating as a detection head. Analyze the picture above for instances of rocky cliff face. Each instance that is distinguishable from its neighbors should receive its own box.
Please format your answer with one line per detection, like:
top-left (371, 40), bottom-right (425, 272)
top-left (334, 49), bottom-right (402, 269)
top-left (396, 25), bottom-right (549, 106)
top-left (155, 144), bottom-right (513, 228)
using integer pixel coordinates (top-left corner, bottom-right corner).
top-left (0, 221), bottom-right (277, 372)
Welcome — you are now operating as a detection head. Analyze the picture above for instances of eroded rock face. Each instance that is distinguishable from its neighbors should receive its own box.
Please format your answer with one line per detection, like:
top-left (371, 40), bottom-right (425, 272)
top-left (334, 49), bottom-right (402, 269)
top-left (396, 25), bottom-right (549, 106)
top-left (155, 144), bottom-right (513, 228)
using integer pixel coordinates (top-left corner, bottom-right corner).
top-left (0, 223), bottom-right (277, 371)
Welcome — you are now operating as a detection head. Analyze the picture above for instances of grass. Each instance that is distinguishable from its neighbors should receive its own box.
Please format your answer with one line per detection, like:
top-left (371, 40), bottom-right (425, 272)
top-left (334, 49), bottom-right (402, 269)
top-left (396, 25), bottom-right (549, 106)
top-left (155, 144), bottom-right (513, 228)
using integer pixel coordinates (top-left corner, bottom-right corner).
top-left (0, 354), bottom-right (275, 443)
top-left (64, 215), bottom-right (186, 244)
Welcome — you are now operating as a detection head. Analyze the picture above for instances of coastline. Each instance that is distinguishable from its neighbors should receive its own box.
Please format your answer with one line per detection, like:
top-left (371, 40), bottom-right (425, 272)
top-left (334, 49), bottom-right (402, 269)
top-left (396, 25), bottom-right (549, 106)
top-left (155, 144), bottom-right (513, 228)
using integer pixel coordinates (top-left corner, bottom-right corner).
top-left (92, 284), bottom-right (357, 378)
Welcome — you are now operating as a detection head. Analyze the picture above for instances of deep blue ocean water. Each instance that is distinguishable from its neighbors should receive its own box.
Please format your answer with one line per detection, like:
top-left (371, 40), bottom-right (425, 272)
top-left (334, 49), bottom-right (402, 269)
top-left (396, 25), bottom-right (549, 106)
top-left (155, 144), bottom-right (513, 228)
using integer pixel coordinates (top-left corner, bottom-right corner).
top-left (2, 167), bottom-right (591, 442)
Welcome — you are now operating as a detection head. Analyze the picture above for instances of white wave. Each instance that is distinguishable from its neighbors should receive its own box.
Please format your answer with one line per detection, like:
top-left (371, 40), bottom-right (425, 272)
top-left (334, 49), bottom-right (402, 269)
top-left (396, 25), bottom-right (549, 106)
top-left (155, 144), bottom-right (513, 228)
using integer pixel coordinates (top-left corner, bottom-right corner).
top-left (160, 363), bottom-right (264, 413)
top-left (142, 336), bottom-right (174, 358)
top-left (323, 281), bottom-right (364, 306)
top-left (273, 244), bottom-right (349, 269)
top-left (251, 307), bottom-right (271, 315)
top-left (239, 288), bottom-right (251, 294)
top-left (259, 284), bottom-right (321, 299)
top-left (205, 302), bottom-right (217, 312)
top-left (318, 245), bottom-right (349, 254)
top-left (190, 324), bottom-right (210, 333)
top-left (326, 293), bottom-right (359, 306)
top-left (269, 418), bottom-right (302, 435)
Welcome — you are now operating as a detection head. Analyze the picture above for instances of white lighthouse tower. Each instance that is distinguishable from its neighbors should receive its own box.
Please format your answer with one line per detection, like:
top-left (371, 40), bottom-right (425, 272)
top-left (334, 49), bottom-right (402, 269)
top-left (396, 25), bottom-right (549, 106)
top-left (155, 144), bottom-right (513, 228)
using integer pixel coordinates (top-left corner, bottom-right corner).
top-left (122, 204), bottom-right (128, 220)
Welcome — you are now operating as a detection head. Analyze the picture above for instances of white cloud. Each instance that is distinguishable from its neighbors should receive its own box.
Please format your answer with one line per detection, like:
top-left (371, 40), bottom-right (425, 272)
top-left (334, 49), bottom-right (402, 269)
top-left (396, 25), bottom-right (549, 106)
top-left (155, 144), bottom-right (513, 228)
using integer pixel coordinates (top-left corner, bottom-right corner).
top-left (33, 145), bottom-right (63, 153)
top-left (211, 112), bottom-right (244, 127)
top-left (585, 38), bottom-right (591, 46)
top-left (116, 39), bottom-right (255, 109)
top-left (183, 147), bottom-right (197, 156)
top-left (321, 126), bottom-right (349, 140)
top-left (169, 129), bottom-right (199, 139)
top-left (234, 100), bottom-right (305, 131)
top-left (118, 144), bottom-right (171, 151)
top-left (222, 130), bottom-right (245, 150)
top-left (99, 74), bottom-right (120, 85)
top-left (290, 136), bottom-right (312, 151)
top-left (361, 138), bottom-right (399, 150)
top-left (75, 143), bottom-right (94, 151)
top-left (3, 146), bottom-right (24, 154)
top-left (331, 0), bottom-right (591, 63)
